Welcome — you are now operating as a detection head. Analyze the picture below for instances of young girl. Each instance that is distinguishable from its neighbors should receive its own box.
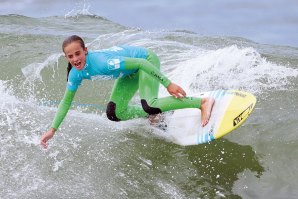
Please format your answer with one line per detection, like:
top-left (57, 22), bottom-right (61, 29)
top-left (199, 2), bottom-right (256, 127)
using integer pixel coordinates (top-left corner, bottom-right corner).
top-left (41, 35), bottom-right (214, 148)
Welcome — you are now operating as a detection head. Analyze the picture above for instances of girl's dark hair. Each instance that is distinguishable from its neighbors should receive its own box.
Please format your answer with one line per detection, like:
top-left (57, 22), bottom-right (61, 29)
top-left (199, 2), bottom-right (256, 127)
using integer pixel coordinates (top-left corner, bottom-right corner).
top-left (62, 35), bottom-right (86, 81)
top-left (66, 62), bottom-right (72, 81)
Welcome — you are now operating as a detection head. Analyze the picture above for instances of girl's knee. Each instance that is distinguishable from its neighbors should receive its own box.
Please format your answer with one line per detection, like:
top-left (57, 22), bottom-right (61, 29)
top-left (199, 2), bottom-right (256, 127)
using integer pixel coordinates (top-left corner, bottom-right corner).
top-left (106, 101), bottom-right (121, 121)
top-left (141, 99), bottom-right (162, 115)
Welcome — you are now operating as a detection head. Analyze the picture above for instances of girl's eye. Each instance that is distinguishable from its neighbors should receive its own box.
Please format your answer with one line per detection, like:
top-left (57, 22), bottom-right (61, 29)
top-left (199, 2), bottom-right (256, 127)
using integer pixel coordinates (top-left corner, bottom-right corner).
top-left (68, 55), bottom-right (73, 59)
top-left (75, 51), bottom-right (81, 56)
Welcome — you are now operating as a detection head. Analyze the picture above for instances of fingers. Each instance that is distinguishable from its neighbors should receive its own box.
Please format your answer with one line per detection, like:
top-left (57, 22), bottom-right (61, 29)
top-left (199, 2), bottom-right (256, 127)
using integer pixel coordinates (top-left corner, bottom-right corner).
top-left (167, 82), bottom-right (187, 98)
top-left (41, 140), bottom-right (48, 149)
top-left (179, 88), bottom-right (186, 97)
top-left (171, 88), bottom-right (186, 98)
top-left (40, 134), bottom-right (50, 149)
top-left (40, 129), bottom-right (55, 149)
top-left (177, 92), bottom-right (185, 98)
top-left (40, 136), bottom-right (48, 148)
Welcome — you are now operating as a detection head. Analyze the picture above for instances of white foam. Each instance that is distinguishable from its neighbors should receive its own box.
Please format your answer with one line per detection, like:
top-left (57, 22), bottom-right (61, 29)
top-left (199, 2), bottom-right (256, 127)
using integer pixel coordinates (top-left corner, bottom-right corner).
top-left (166, 45), bottom-right (298, 95)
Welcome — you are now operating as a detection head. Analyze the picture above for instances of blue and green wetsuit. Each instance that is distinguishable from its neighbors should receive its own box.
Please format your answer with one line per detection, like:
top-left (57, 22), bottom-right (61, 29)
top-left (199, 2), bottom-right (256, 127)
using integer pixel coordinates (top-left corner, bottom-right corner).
top-left (51, 46), bottom-right (201, 130)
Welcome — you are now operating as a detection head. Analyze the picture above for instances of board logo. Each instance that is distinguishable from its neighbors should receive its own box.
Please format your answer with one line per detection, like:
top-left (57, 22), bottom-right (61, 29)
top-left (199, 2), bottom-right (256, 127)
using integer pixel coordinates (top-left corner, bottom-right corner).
top-left (233, 103), bottom-right (254, 126)
top-left (227, 91), bottom-right (247, 98)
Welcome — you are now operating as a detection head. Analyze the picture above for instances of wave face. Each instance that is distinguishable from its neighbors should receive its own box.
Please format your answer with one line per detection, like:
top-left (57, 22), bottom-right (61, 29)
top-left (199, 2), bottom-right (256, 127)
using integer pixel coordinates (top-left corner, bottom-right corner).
top-left (1, 12), bottom-right (298, 199)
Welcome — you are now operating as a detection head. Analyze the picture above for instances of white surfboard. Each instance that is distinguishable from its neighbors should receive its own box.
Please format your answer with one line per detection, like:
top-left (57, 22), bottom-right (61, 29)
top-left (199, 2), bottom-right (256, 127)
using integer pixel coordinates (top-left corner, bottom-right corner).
top-left (164, 90), bottom-right (256, 146)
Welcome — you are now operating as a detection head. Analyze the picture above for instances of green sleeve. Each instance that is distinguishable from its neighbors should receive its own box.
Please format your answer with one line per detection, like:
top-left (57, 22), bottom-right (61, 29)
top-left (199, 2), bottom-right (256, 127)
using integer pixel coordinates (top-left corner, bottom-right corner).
top-left (124, 58), bottom-right (171, 88)
top-left (51, 89), bottom-right (76, 130)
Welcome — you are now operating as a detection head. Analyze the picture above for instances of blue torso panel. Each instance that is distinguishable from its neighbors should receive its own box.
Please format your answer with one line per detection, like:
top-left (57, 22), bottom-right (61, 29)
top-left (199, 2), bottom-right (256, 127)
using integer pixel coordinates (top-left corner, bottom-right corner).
top-left (67, 46), bottom-right (148, 91)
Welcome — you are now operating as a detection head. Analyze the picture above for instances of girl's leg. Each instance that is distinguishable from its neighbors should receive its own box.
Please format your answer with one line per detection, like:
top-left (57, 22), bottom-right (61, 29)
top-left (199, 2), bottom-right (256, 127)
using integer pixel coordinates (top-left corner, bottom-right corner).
top-left (139, 50), bottom-right (202, 114)
top-left (106, 72), bottom-right (147, 121)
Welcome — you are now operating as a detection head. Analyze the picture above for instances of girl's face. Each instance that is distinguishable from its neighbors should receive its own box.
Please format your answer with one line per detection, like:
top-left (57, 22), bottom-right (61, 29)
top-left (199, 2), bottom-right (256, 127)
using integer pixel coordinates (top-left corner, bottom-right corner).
top-left (64, 41), bottom-right (87, 70)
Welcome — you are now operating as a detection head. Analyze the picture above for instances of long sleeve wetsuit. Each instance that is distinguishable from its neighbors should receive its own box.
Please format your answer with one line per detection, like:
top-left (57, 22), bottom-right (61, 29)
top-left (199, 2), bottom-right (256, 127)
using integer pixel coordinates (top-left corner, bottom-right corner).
top-left (51, 46), bottom-right (201, 130)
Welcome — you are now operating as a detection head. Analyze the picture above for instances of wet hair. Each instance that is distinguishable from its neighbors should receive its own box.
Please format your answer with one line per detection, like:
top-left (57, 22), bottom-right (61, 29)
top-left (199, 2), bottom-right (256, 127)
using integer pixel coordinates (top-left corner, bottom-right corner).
top-left (62, 35), bottom-right (86, 81)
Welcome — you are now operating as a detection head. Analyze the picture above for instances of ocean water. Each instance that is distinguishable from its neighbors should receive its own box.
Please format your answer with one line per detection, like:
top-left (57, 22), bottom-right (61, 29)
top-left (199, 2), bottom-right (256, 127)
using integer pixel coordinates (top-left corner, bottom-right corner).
top-left (1, 1), bottom-right (298, 199)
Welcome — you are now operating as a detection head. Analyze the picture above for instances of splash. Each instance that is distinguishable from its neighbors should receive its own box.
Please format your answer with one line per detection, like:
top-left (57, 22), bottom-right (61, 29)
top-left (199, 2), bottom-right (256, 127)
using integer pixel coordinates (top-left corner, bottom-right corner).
top-left (64, 0), bottom-right (95, 18)
top-left (0, 80), bottom-right (19, 112)
top-left (21, 53), bottom-right (62, 81)
top-left (166, 45), bottom-right (298, 95)
top-left (0, 81), bottom-right (18, 131)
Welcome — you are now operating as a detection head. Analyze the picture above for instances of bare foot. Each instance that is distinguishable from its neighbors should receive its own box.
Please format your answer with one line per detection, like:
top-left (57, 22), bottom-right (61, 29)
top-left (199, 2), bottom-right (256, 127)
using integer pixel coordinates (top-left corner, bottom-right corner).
top-left (200, 97), bottom-right (215, 127)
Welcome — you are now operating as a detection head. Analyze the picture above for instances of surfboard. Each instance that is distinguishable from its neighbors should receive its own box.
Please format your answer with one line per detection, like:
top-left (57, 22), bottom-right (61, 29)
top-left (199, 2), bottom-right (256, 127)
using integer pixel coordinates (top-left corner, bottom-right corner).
top-left (163, 90), bottom-right (256, 146)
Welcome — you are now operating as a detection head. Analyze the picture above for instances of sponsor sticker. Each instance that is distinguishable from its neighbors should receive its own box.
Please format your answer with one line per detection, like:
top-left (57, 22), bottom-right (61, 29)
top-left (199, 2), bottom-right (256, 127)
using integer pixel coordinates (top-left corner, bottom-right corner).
top-left (107, 59), bottom-right (120, 70)
top-left (227, 91), bottom-right (247, 98)
top-left (233, 103), bottom-right (254, 126)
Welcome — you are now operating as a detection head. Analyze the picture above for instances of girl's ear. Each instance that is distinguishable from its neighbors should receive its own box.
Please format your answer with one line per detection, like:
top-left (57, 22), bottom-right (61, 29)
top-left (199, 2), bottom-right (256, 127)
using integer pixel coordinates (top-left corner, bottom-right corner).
top-left (84, 47), bottom-right (88, 55)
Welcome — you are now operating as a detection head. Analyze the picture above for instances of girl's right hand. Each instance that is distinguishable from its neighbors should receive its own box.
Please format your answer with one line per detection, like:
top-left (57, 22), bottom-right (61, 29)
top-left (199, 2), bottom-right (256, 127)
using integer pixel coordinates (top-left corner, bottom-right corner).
top-left (167, 82), bottom-right (187, 98)
top-left (40, 128), bottom-right (56, 149)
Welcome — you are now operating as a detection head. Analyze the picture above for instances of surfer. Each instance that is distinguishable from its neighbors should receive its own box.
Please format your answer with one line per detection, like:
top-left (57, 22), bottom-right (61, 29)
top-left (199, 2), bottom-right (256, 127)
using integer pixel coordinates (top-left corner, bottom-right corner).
top-left (41, 35), bottom-right (214, 148)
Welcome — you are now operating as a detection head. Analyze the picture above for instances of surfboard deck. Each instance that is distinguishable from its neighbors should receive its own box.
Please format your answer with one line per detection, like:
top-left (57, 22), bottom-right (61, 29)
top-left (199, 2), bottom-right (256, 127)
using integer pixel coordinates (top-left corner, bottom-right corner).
top-left (159, 90), bottom-right (256, 146)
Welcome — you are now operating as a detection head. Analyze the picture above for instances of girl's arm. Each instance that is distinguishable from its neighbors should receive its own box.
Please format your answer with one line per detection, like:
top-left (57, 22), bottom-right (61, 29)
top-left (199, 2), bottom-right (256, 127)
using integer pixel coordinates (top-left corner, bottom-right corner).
top-left (124, 58), bottom-right (186, 98)
top-left (41, 89), bottom-right (76, 148)
top-left (124, 57), bottom-right (171, 88)
top-left (51, 89), bottom-right (76, 129)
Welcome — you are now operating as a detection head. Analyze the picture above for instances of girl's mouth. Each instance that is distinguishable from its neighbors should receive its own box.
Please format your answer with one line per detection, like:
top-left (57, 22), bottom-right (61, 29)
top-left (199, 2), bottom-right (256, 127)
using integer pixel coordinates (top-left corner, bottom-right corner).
top-left (74, 61), bottom-right (82, 68)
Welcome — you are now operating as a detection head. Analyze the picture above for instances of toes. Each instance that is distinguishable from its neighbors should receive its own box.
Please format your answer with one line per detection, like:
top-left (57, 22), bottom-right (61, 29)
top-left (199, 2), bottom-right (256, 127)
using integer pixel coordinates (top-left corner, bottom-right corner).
top-left (201, 119), bottom-right (208, 127)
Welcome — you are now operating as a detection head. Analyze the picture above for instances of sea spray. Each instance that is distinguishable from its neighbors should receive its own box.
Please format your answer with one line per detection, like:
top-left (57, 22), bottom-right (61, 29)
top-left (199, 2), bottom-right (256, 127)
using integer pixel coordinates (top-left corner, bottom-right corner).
top-left (166, 45), bottom-right (298, 95)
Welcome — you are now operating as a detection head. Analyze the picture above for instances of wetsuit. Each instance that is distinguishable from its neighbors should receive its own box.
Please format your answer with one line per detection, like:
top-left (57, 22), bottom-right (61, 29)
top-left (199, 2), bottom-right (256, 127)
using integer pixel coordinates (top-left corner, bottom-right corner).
top-left (51, 46), bottom-right (201, 130)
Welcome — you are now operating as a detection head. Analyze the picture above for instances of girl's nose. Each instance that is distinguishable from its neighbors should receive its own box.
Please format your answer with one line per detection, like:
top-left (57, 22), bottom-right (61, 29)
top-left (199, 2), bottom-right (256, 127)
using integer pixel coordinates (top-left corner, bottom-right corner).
top-left (73, 56), bottom-right (79, 62)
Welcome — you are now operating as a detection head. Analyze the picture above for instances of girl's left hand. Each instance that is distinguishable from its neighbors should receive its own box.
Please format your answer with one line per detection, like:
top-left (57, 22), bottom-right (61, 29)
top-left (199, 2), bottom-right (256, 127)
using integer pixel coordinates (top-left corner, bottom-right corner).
top-left (167, 82), bottom-right (186, 98)
top-left (40, 128), bottom-right (56, 149)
